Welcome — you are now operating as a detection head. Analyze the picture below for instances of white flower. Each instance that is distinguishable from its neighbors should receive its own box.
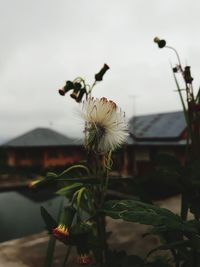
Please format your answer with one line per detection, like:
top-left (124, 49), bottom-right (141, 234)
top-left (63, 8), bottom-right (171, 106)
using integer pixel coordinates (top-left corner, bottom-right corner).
top-left (81, 97), bottom-right (128, 153)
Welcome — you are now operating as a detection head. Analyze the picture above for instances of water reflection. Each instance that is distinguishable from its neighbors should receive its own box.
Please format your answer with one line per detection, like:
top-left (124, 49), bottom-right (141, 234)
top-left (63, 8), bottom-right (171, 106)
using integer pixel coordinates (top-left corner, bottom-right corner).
top-left (0, 191), bottom-right (62, 242)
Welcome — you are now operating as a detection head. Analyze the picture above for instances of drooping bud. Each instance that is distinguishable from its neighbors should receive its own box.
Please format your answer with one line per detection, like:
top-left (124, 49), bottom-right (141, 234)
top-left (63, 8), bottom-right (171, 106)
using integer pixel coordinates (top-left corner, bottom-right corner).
top-left (52, 206), bottom-right (76, 243)
top-left (154, 37), bottom-right (166, 48)
top-left (173, 67), bottom-right (178, 73)
top-left (52, 224), bottom-right (69, 242)
top-left (184, 66), bottom-right (193, 84)
top-left (77, 254), bottom-right (92, 265)
top-left (70, 82), bottom-right (82, 100)
top-left (28, 179), bottom-right (41, 188)
top-left (95, 64), bottom-right (109, 81)
top-left (58, 80), bottom-right (74, 96)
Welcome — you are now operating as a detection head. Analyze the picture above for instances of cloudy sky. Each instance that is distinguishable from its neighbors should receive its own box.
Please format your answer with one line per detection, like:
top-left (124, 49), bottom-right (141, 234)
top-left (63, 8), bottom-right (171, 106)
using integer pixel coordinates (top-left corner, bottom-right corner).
top-left (1, 0), bottom-right (200, 142)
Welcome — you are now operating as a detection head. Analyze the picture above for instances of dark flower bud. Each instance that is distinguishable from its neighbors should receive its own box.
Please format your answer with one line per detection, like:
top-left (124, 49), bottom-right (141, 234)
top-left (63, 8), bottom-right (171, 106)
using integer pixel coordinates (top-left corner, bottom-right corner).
top-left (70, 90), bottom-right (78, 100)
top-left (74, 82), bottom-right (82, 90)
top-left (70, 82), bottom-right (82, 100)
top-left (95, 64), bottom-right (110, 81)
top-left (173, 67), bottom-right (178, 73)
top-left (58, 80), bottom-right (74, 96)
top-left (70, 82), bottom-right (81, 99)
top-left (184, 66), bottom-right (193, 84)
top-left (76, 88), bottom-right (87, 103)
top-left (154, 37), bottom-right (166, 48)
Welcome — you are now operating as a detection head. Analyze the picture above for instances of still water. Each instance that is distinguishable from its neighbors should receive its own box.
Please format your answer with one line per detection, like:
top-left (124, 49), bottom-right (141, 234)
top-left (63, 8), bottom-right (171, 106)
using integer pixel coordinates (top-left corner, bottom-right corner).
top-left (0, 191), bottom-right (62, 242)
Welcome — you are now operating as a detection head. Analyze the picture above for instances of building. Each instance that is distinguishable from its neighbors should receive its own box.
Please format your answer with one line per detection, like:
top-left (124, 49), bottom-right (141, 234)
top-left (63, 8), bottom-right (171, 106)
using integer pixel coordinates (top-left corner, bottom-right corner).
top-left (1, 128), bottom-right (85, 172)
top-left (0, 111), bottom-right (188, 177)
top-left (127, 111), bottom-right (187, 175)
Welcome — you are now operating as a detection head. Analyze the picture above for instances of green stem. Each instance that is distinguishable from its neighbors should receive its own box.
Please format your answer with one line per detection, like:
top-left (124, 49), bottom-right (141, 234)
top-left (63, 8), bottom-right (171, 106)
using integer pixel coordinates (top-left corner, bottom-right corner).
top-left (44, 236), bottom-right (56, 267)
top-left (96, 213), bottom-right (108, 265)
top-left (61, 246), bottom-right (72, 267)
top-left (171, 68), bottom-right (188, 125)
top-left (44, 199), bottom-right (64, 267)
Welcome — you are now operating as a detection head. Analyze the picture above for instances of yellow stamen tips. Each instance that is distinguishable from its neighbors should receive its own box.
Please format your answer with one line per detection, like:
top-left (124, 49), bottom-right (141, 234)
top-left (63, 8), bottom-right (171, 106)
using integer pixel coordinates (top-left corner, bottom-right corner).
top-left (28, 179), bottom-right (40, 188)
top-left (77, 254), bottom-right (92, 265)
top-left (52, 224), bottom-right (69, 240)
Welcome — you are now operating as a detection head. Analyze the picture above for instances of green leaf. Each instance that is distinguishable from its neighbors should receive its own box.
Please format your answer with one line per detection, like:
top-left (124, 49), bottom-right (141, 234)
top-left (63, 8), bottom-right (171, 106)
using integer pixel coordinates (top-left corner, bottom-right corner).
top-left (31, 172), bottom-right (58, 187)
top-left (57, 177), bottom-right (101, 185)
top-left (40, 206), bottom-right (57, 232)
top-left (76, 187), bottom-right (87, 212)
top-left (58, 165), bottom-right (90, 179)
top-left (103, 200), bottom-right (183, 230)
top-left (147, 240), bottom-right (191, 257)
top-left (56, 183), bottom-right (83, 198)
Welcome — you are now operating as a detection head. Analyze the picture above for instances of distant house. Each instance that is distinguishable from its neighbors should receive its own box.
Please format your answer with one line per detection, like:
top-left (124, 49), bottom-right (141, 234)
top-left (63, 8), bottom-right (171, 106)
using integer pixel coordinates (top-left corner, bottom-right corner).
top-left (1, 128), bottom-right (85, 171)
top-left (126, 111), bottom-right (187, 175)
top-left (0, 111), bottom-right (188, 176)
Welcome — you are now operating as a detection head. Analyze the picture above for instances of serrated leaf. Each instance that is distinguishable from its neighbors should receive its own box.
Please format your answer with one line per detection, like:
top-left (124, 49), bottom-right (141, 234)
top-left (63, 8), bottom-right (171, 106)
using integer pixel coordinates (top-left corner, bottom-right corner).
top-left (103, 200), bottom-right (183, 230)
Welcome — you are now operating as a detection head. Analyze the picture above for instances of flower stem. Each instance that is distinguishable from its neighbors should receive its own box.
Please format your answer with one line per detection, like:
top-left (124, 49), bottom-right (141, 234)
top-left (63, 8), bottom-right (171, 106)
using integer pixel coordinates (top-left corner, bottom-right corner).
top-left (61, 246), bottom-right (72, 267)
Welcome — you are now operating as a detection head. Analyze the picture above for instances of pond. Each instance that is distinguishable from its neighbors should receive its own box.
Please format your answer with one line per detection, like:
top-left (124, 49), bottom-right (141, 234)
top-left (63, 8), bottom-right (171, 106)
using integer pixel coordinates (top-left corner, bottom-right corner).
top-left (0, 191), bottom-right (62, 242)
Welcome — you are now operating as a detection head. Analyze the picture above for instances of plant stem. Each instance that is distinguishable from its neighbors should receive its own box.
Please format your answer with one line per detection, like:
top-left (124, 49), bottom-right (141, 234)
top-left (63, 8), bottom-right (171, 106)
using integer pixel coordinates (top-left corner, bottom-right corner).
top-left (61, 246), bottom-right (72, 267)
top-left (44, 236), bottom-right (56, 267)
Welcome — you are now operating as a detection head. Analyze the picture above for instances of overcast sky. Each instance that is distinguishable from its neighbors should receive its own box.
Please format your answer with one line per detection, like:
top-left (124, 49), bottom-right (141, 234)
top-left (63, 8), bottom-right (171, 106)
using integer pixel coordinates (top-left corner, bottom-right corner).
top-left (1, 0), bottom-right (200, 142)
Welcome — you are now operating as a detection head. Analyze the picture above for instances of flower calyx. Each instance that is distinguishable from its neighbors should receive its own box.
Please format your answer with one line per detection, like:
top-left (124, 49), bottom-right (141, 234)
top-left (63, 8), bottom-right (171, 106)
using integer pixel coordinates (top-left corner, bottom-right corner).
top-left (154, 37), bottom-right (166, 48)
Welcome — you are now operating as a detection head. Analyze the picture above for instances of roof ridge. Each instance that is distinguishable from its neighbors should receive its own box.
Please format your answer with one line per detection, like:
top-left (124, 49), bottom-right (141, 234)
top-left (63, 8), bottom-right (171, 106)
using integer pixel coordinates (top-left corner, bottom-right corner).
top-left (2, 127), bottom-right (80, 147)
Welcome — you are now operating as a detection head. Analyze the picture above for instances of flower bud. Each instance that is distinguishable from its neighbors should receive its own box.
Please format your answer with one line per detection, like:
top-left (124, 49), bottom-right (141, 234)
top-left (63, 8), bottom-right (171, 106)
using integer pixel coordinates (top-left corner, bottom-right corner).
top-left (95, 64), bottom-right (109, 81)
top-left (184, 66), bottom-right (193, 84)
top-left (154, 37), bottom-right (166, 48)
top-left (58, 80), bottom-right (74, 96)
top-left (77, 254), bottom-right (92, 265)
top-left (52, 224), bottom-right (69, 242)
top-left (70, 82), bottom-right (82, 100)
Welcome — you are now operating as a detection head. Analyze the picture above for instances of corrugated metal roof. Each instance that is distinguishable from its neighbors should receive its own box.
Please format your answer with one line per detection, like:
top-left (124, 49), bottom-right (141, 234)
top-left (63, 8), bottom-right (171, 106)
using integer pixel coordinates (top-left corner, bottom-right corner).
top-left (2, 128), bottom-right (82, 147)
top-left (129, 111), bottom-right (186, 140)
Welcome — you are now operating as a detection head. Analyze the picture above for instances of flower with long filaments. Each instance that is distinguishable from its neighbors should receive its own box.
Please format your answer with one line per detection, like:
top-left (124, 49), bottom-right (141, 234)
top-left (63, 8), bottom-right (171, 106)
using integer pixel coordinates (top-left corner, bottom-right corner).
top-left (77, 254), bottom-right (92, 265)
top-left (52, 224), bottom-right (69, 242)
top-left (81, 97), bottom-right (127, 153)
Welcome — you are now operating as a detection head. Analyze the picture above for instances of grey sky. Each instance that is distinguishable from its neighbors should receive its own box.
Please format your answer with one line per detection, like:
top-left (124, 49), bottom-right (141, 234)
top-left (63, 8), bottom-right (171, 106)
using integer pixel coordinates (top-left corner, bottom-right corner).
top-left (1, 0), bottom-right (200, 142)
